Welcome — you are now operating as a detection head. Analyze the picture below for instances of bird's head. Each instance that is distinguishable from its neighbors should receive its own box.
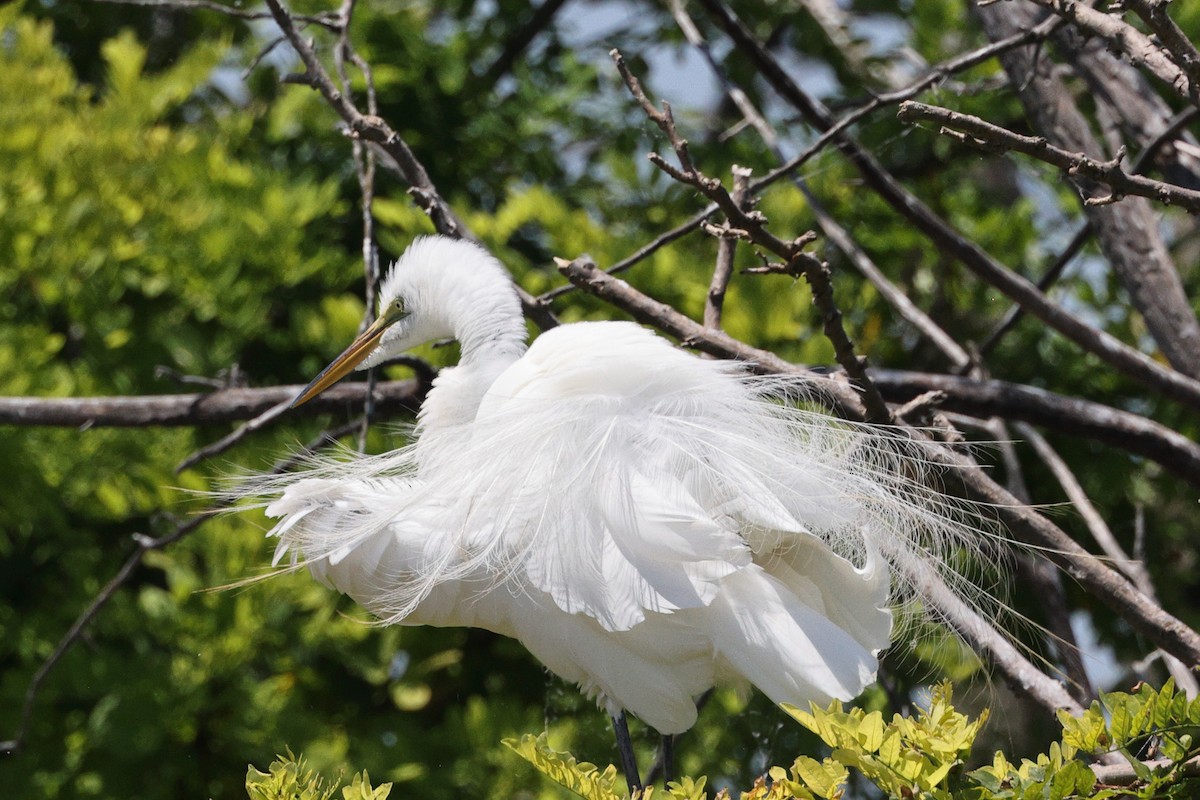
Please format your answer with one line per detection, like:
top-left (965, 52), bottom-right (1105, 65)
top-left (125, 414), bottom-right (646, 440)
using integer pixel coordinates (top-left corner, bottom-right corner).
top-left (290, 288), bottom-right (414, 408)
top-left (290, 236), bottom-right (522, 408)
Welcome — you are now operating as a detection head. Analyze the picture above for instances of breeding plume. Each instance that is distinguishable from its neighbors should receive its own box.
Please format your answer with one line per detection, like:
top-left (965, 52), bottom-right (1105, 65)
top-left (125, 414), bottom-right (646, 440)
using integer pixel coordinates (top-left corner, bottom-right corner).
top-left (255, 236), bottom-right (980, 788)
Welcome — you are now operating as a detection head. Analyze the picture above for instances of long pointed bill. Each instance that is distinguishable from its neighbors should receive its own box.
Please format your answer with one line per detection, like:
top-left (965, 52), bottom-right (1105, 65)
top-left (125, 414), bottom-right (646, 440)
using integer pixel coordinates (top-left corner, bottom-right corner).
top-left (291, 315), bottom-right (393, 408)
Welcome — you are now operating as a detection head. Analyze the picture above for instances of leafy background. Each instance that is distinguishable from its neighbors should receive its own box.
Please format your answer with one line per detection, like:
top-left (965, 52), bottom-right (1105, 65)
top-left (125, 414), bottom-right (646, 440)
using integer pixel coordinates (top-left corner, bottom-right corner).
top-left (2, 1), bottom-right (1198, 797)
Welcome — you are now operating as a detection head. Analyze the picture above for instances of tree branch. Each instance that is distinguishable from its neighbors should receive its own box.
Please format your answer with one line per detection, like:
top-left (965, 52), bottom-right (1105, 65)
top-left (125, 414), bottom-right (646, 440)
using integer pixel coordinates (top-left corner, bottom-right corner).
top-left (898, 100), bottom-right (1200, 213)
top-left (1023, 0), bottom-right (1197, 104)
top-left (1123, 0), bottom-right (1200, 103)
top-left (0, 381), bottom-right (425, 427)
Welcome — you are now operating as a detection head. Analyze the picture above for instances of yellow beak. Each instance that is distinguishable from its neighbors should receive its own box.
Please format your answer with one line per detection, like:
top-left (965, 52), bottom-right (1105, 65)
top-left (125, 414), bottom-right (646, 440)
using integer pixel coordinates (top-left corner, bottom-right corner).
top-left (291, 312), bottom-right (399, 408)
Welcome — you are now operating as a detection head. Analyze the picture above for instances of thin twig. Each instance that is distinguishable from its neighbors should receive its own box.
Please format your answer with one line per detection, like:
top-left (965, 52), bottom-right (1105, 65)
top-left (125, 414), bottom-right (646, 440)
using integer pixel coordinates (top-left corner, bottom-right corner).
top-left (612, 49), bottom-right (891, 421)
top-left (975, 222), bottom-right (1089, 360)
top-left (704, 166), bottom-right (751, 330)
top-left (1014, 422), bottom-right (1146, 584)
top-left (331, 0), bottom-right (382, 450)
top-left (175, 397), bottom-right (293, 473)
top-left (988, 425), bottom-right (1096, 708)
top-left (537, 11), bottom-right (1063, 307)
top-left (668, 0), bottom-right (974, 374)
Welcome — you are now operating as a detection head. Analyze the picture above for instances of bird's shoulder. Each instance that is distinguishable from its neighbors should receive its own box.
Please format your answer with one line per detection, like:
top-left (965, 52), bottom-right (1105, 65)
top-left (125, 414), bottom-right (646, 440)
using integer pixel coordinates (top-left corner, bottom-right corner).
top-left (482, 320), bottom-right (730, 408)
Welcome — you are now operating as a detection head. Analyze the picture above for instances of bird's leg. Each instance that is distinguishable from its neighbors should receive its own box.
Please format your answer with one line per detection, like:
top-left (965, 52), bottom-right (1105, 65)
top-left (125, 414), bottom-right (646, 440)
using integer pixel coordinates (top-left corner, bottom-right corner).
top-left (611, 711), bottom-right (642, 794)
top-left (656, 733), bottom-right (676, 784)
top-left (661, 734), bottom-right (675, 783)
top-left (643, 732), bottom-right (675, 786)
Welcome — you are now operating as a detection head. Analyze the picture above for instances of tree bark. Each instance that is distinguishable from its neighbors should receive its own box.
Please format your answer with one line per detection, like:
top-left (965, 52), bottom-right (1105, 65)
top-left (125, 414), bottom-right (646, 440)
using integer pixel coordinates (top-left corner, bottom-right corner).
top-left (976, 3), bottom-right (1200, 378)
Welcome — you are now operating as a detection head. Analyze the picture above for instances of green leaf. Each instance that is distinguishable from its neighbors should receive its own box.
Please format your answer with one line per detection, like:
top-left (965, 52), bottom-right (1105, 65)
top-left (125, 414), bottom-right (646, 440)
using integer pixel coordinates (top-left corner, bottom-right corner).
top-left (503, 734), bottom-right (625, 800)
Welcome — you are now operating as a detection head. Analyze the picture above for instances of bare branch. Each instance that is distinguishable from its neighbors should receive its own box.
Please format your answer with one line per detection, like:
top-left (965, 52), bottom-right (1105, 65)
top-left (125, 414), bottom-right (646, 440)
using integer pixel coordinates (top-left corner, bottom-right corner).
top-left (1015, 422), bottom-right (1145, 583)
top-left (1124, 0), bottom-right (1200, 101)
top-left (1092, 754), bottom-right (1200, 786)
top-left (538, 13), bottom-right (1063, 307)
top-left (538, 208), bottom-right (714, 304)
top-left (554, 255), bottom-right (866, 418)
top-left (975, 222), bottom-right (1088, 361)
top-left (898, 554), bottom-right (1085, 716)
top-left (175, 397), bottom-right (293, 473)
top-left (668, 3), bottom-right (975, 375)
top-left (1015, 422), bottom-right (1200, 697)
top-left (613, 49), bottom-right (892, 421)
top-left (870, 370), bottom-right (1200, 491)
top-left (704, 166), bottom-right (751, 330)
top-left (898, 101), bottom-right (1200, 212)
top-left (0, 381), bottom-right (425, 427)
top-left (977, 4), bottom-right (1200, 380)
top-left (750, 14), bottom-right (1064, 196)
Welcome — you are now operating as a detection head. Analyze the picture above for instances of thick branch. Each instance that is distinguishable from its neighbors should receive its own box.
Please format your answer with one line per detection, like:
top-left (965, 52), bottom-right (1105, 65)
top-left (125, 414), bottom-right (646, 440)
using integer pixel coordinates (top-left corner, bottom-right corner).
top-left (870, 370), bottom-right (1200, 491)
top-left (1124, 0), bottom-right (1200, 100)
top-left (0, 381), bottom-right (424, 427)
top-left (1023, 0), bottom-right (1197, 104)
top-left (974, 4), bottom-right (1200, 380)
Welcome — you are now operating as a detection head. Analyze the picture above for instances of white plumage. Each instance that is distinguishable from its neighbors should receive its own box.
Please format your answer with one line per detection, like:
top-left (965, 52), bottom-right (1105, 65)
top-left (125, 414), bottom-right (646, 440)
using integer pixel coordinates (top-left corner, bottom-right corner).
top-left (252, 236), bottom-right (979, 739)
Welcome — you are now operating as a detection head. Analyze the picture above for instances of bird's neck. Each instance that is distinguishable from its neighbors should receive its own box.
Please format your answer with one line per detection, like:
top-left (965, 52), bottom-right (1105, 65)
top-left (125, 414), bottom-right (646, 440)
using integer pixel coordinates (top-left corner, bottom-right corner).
top-left (416, 279), bottom-right (528, 436)
top-left (416, 355), bottom-right (516, 437)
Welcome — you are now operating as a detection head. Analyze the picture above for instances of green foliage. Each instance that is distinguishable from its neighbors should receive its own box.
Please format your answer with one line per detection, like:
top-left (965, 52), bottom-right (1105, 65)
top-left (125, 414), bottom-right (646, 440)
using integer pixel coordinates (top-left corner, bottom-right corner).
top-left (784, 682), bottom-right (986, 799)
top-left (508, 682), bottom-right (1200, 800)
top-left (245, 751), bottom-right (391, 800)
top-left (505, 734), bottom-right (627, 800)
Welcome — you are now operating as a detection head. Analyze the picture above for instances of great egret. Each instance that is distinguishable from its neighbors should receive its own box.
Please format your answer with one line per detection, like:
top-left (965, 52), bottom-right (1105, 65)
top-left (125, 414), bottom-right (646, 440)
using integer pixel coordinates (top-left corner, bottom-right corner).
top-left (251, 235), bottom-right (982, 791)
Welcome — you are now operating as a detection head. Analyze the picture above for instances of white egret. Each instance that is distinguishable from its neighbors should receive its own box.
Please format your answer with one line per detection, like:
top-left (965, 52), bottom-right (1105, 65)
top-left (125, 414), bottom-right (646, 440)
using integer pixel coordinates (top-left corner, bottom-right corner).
top-left (251, 235), bottom-right (983, 790)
